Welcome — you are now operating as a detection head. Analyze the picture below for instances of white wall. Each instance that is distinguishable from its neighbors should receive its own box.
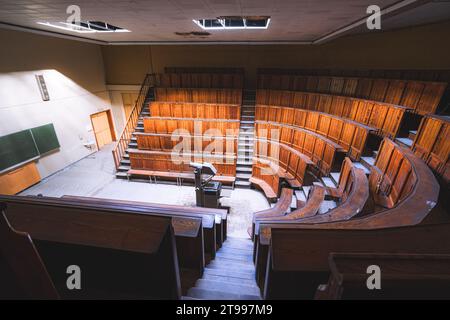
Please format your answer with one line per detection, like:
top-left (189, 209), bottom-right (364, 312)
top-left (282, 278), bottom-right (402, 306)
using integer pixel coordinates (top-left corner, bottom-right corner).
top-left (0, 29), bottom-right (116, 179)
top-left (106, 85), bottom-right (141, 134)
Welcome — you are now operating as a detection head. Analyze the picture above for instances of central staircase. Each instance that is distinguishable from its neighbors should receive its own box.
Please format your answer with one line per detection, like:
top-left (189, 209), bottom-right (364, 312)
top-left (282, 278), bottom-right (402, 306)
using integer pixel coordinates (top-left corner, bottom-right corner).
top-left (184, 237), bottom-right (262, 300)
top-left (235, 90), bottom-right (256, 188)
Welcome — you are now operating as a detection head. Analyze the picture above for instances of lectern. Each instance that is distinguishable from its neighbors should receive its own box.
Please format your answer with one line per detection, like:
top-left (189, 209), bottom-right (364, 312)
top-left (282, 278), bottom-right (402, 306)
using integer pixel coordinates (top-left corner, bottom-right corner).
top-left (189, 162), bottom-right (222, 208)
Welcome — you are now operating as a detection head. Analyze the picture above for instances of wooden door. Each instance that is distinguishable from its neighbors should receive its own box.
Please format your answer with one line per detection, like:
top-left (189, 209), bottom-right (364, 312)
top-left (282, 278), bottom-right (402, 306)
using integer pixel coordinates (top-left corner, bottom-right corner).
top-left (91, 111), bottom-right (114, 149)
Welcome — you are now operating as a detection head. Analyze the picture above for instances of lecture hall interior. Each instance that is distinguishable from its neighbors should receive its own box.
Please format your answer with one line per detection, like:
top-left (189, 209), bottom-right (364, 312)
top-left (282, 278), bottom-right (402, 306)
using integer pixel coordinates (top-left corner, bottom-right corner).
top-left (0, 0), bottom-right (450, 301)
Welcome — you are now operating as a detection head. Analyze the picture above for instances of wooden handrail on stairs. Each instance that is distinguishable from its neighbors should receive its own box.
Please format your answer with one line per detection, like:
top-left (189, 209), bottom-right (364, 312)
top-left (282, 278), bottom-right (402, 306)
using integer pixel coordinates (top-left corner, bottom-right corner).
top-left (112, 74), bottom-right (160, 170)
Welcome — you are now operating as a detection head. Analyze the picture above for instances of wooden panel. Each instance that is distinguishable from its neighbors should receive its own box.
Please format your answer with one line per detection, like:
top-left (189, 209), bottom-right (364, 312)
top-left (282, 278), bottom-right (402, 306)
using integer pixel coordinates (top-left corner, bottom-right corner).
top-left (0, 162), bottom-right (41, 195)
top-left (400, 82), bottom-right (425, 111)
top-left (384, 80), bottom-right (406, 105)
top-left (416, 82), bottom-right (447, 115)
top-left (369, 79), bottom-right (388, 102)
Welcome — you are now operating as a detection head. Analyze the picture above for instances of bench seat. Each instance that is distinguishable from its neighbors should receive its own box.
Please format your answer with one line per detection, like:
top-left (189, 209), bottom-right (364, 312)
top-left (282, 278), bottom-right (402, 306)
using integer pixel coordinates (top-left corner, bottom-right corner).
top-left (127, 169), bottom-right (236, 187)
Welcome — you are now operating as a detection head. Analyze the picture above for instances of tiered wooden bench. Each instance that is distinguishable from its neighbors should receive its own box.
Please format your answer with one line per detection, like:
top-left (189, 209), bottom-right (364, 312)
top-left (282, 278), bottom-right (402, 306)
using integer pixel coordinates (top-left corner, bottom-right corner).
top-left (61, 195), bottom-right (228, 255)
top-left (157, 72), bottom-right (244, 89)
top-left (412, 114), bottom-right (450, 183)
top-left (128, 149), bottom-right (237, 180)
top-left (256, 89), bottom-right (410, 138)
top-left (254, 139), bottom-right (440, 299)
top-left (127, 168), bottom-right (236, 188)
top-left (257, 74), bottom-right (446, 115)
top-left (255, 105), bottom-right (375, 160)
top-left (0, 195), bottom-right (183, 299)
top-left (149, 102), bottom-right (241, 120)
top-left (315, 252), bottom-right (450, 299)
top-left (155, 88), bottom-right (243, 105)
top-left (135, 132), bottom-right (238, 156)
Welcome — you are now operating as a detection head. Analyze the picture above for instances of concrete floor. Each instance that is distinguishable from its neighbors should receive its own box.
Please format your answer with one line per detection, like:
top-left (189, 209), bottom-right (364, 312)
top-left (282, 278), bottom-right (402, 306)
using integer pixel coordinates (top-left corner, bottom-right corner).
top-left (20, 144), bottom-right (270, 238)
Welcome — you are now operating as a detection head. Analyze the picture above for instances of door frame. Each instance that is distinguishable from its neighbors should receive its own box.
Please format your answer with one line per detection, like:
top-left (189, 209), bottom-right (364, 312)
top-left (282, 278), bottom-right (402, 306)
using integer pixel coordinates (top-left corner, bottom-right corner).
top-left (90, 109), bottom-right (117, 150)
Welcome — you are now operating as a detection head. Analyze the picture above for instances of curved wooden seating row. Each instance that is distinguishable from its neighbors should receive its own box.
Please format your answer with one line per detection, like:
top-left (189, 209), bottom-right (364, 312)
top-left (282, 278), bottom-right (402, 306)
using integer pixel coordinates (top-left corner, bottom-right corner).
top-left (257, 74), bottom-right (446, 115)
top-left (316, 252), bottom-right (450, 300)
top-left (143, 117), bottom-right (240, 137)
top-left (135, 132), bottom-right (238, 156)
top-left (255, 122), bottom-right (345, 176)
top-left (256, 105), bottom-right (374, 160)
top-left (412, 114), bottom-right (450, 183)
top-left (128, 149), bottom-right (237, 177)
top-left (0, 195), bottom-right (182, 299)
top-left (256, 89), bottom-right (409, 138)
top-left (253, 188), bottom-right (294, 221)
top-left (149, 102), bottom-right (241, 120)
top-left (253, 158), bottom-right (369, 289)
top-left (251, 139), bottom-right (315, 196)
top-left (157, 73), bottom-right (244, 89)
top-left (256, 139), bottom-right (440, 299)
top-left (155, 88), bottom-right (242, 105)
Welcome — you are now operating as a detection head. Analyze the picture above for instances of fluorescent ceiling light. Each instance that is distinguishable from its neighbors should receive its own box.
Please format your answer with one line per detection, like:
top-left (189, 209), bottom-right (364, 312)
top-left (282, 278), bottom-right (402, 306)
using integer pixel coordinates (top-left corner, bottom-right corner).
top-left (193, 17), bottom-right (270, 30)
top-left (37, 21), bottom-right (130, 33)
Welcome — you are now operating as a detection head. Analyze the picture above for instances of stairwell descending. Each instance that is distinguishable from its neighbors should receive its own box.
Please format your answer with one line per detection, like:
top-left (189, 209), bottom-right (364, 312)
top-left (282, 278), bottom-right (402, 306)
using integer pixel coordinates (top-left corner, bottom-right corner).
top-left (235, 90), bottom-right (256, 188)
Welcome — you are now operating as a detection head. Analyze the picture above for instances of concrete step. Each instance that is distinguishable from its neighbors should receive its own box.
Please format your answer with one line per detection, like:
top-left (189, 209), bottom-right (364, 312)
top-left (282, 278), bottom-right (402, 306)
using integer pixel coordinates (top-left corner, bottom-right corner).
top-left (295, 190), bottom-right (306, 202)
top-left (354, 162), bottom-right (371, 175)
top-left (303, 186), bottom-right (311, 198)
top-left (236, 166), bottom-right (253, 173)
top-left (186, 288), bottom-right (260, 300)
top-left (120, 159), bottom-right (131, 165)
top-left (203, 267), bottom-right (255, 279)
top-left (395, 137), bottom-right (413, 148)
top-left (236, 173), bottom-right (252, 180)
top-left (241, 120), bottom-right (254, 125)
top-left (330, 172), bottom-right (340, 185)
top-left (235, 180), bottom-right (252, 187)
top-left (115, 172), bottom-right (128, 179)
top-left (201, 273), bottom-right (257, 287)
top-left (129, 142), bottom-right (138, 148)
top-left (321, 177), bottom-right (336, 188)
top-left (319, 200), bottom-right (338, 214)
top-left (238, 149), bottom-right (254, 154)
top-left (195, 279), bottom-right (260, 296)
top-left (236, 160), bottom-right (253, 166)
top-left (207, 260), bottom-right (255, 272)
top-left (118, 165), bottom-right (130, 172)
top-left (361, 156), bottom-right (375, 167)
top-left (241, 115), bottom-right (255, 120)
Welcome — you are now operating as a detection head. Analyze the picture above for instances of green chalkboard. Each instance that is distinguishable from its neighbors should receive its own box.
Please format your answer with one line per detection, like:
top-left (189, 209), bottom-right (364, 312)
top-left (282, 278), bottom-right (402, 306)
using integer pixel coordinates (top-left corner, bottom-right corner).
top-left (0, 130), bottom-right (39, 171)
top-left (31, 123), bottom-right (60, 155)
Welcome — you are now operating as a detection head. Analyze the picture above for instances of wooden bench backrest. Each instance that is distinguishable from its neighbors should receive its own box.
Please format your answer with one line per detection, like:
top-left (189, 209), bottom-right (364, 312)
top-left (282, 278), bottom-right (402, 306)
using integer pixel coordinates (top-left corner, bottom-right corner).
top-left (256, 105), bottom-right (373, 160)
top-left (155, 88), bottom-right (242, 105)
top-left (135, 132), bottom-right (238, 155)
top-left (256, 90), bottom-right (408, 138)
top-left (320, 252), bottom-right (450, 299)
top-left (143, 117), bottom-right (240, 137)
top-left (257, 75), bottom-right (446, 115)
top-left (255, 123), bottom-right (342, 175)
top-left (158, 72), bottom-right (244, 89)
top-left (0, 204), bottom-right (59, 299)
top-left (413, 115), bottom-right (450, 183)
top-left (0, 195), bottom-right (181, 299)
top-left (128, 149), bottom-right (237, 176)
top-left (149, 102), bottom-right (241, 120)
